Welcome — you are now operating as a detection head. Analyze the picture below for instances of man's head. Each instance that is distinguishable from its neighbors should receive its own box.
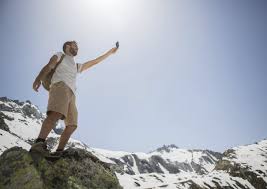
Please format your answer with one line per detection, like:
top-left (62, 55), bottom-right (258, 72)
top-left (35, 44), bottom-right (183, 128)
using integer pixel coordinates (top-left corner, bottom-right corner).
top-left (63, 41), bottom-right (78, 56)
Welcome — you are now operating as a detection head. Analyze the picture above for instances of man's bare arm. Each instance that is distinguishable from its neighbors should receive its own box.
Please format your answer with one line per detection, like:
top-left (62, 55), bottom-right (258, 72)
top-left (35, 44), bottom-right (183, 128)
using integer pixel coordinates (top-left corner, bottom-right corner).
top-left (80, 47), bottom-right (118, 72)
top-left (35, 55), bottom-right (58, 80)
top-left (33, 55), bottom-right (59, 92)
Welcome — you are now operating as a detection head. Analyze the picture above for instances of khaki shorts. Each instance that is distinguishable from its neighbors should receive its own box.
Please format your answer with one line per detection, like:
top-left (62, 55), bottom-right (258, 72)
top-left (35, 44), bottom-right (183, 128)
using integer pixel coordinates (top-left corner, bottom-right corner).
top-left (46, 81), bottom-right (78, 127)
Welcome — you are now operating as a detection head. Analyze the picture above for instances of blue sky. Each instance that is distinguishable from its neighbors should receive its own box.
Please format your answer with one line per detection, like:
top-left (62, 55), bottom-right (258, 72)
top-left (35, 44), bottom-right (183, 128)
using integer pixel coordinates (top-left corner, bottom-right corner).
top-left (0, 0), bottom-right (266, 153)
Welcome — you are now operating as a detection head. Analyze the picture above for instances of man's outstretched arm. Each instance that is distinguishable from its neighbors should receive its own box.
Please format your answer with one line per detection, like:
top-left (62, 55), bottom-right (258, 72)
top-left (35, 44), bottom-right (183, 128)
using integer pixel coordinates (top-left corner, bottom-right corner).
top-left (80, 47), bottom-right (118, 73)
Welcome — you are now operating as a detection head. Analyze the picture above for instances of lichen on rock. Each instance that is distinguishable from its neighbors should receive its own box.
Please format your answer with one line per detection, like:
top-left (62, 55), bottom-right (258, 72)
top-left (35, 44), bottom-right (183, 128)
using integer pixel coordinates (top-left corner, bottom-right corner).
top-left (0, 146), bottom-right (123, 189)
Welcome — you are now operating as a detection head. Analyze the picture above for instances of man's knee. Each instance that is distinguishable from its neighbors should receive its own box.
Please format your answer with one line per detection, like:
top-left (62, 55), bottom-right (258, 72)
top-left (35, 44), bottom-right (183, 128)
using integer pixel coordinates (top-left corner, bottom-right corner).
top-left (47, 111), bottom-right (64, 122)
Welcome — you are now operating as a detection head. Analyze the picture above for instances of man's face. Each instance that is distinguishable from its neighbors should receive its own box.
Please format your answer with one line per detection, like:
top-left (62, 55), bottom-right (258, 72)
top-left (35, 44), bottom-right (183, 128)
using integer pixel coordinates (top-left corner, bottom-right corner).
top-left (68, 42), bottom-right (78, 56)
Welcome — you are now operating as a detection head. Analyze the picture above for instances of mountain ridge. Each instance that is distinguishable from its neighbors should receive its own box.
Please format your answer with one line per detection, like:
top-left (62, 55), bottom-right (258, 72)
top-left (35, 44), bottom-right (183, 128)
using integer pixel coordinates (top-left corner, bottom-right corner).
top-left (0, 96), bottom-right (266, 189)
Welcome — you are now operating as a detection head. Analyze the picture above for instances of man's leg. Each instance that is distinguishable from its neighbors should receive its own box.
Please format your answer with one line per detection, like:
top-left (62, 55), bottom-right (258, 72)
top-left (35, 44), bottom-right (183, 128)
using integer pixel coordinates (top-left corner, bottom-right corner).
top-left (40, 81), bottom-right (69, 142)
top-left (30, 111), bottom-right (64, 154)
top-left (55, 91), bottom-right (78, 151)
top-left (37, 111), bottom-right (63, 140)
top-left (56, 125), bottom-right (77, 150)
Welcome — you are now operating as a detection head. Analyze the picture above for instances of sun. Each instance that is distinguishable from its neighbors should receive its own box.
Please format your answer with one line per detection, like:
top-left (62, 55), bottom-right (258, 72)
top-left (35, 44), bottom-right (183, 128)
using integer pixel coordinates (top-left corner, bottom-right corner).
top-left (89, 0), bottom-right (125, 16)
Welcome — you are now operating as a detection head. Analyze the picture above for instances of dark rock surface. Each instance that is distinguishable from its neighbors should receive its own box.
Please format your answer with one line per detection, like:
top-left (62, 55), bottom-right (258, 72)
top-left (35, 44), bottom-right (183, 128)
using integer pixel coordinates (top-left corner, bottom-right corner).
top-left (0, 147), bottom-right (123, 189)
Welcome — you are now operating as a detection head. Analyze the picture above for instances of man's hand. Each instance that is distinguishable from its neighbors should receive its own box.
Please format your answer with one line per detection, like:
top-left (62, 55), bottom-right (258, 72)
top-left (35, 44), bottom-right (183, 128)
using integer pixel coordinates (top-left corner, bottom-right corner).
top-left (32, 55), bottom-right (59, 92)
top-left (108, 47), bottom-right (118, 54)
top-left (33, 79), bottom-right (41, 92)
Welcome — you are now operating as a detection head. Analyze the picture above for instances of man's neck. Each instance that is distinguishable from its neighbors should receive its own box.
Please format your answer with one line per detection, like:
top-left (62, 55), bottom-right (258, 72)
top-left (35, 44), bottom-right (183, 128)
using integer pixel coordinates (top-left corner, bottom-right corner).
top-left (65, 52), bottom-right (73, 57)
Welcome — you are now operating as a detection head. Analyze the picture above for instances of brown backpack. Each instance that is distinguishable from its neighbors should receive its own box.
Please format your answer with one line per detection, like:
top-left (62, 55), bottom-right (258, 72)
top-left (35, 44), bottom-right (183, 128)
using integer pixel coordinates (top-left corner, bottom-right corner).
top-left (42, 54), bottom-right (65, 91)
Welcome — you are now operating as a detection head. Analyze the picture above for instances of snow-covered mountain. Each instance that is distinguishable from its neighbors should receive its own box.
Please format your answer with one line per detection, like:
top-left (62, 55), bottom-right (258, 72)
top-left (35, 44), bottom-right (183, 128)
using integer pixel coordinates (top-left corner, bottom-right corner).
top-left (0, 96), bottom-right (266, 189)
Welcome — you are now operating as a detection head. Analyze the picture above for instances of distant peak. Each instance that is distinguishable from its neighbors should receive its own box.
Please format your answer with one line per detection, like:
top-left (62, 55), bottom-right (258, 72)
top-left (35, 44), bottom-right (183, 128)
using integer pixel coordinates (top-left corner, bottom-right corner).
top-left (150, 144), bottom-right (179, 153)
top-left (0, 96), bottom-right (31, 106)
top-left (0, 96), bottom-right (43, 120)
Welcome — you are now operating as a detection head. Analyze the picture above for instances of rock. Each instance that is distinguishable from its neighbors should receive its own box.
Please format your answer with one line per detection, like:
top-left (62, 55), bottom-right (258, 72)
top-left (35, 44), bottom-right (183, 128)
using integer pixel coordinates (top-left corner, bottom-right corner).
top-left (0, 147), bottom-right (123, 189)
top-left (21, 103), bottom-right (42, 119)
top-left (153, 144), bottom-right (179, 153)
top-left (26, 100), bottom-right (32, 104)
top-left (0, 112), bottom-right (12, 132)
top-left (215, 156), bottom-right (267, 189)
top-left (0, 97), bottom-right (44, 120)
top-left (0, 97), bottom-right (9, 102)
top-left (53, 120), bottom-right (65, 135)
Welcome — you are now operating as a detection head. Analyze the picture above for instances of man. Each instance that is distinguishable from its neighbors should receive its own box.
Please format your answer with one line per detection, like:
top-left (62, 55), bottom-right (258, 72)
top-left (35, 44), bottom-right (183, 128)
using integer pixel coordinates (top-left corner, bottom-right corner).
top-left (30, 41), bottom-right (118, 157)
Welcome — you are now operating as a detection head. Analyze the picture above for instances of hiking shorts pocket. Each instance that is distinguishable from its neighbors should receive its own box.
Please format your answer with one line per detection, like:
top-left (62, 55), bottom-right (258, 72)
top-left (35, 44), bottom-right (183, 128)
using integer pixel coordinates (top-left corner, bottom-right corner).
top-left (46, 81), bottom-right (78, 127)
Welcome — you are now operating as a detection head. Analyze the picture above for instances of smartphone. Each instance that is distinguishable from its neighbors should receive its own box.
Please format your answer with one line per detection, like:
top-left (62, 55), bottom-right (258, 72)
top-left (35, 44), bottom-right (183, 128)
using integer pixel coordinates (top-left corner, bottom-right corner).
top-left (116, 41), bottom-right (119, 48)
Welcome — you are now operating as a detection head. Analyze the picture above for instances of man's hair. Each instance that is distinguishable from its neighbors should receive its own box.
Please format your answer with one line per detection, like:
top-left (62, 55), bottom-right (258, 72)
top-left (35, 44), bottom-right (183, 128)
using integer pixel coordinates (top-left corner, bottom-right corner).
top-left (63, 41), bottom-right (77, 53)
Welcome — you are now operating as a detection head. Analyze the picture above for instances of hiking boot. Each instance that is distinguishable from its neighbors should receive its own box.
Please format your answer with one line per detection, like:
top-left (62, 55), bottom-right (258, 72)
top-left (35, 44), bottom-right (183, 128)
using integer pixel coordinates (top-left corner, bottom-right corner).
top-left (29, 141), bottom-right (50, 157)
top-left (44, 150), bottom-right (64, 161)
top-left (50, 150), bottom-right (64, 157)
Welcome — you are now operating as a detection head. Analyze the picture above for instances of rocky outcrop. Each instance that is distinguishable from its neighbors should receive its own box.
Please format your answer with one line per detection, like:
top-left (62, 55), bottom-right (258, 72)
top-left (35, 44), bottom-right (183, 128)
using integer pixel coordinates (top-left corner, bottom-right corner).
top-left (0, 96), bottom-right (44, 120)
top-left (21, 102), bottom-right (42, 119)
top-left (152, 144), bottom-right (179, 153)
top-left (215, 149), bottom-right (267, 189)
top-left (0, 147), bottom-right (123, 189)
top-left (0, 111), bottom-right (12, 131)
top-left (53, 121), bottom-right (65, 135)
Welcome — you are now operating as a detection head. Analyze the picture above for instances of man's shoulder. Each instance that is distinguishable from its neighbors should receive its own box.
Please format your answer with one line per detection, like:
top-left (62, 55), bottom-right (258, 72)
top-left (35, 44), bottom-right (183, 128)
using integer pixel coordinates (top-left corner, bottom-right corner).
top-left (54, 52), bottom-right (65, 62)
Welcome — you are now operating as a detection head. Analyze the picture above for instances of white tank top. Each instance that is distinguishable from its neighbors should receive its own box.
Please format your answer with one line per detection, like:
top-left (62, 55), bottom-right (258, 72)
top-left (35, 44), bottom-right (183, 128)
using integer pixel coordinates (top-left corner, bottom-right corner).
top-left (50, 52), bottom-right (82, 95)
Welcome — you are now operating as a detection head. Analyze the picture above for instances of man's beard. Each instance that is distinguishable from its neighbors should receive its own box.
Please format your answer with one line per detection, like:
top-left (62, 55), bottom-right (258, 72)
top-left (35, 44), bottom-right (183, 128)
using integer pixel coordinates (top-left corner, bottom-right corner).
top-left (70, 48), bottom-right (78, 56)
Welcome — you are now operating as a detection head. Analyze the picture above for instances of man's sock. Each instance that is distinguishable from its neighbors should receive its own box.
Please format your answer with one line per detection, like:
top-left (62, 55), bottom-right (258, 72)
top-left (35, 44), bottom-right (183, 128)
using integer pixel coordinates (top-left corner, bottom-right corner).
top-left (35, 138), bottom-right (45, 143)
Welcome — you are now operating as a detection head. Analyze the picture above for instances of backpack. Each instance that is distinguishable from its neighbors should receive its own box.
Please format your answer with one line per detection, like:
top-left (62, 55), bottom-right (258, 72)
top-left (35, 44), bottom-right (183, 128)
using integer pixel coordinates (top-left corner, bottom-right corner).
top-left (42, 54), bottom-right (65, 91)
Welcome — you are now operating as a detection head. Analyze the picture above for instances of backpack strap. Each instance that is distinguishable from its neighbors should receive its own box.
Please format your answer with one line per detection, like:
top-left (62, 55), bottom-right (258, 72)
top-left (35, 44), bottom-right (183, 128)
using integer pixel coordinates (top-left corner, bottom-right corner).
top-left (54, 54), bottom-right (65, 70)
